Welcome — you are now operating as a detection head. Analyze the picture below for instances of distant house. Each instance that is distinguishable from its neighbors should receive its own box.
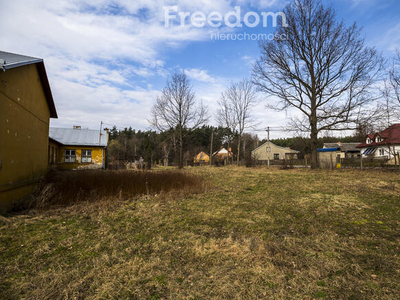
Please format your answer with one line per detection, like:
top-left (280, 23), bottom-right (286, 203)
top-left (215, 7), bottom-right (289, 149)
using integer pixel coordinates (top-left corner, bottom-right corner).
top-left (49, 127), bottom-right (108, 169)
top-left (323, 142), bottom-right (361, 158)
top-left (0, 51), bottom-right (58, 210)
top-left (212, 147), bottom-right (233, 165)
top-left (193, 151), bottom-right (210, 164)
top-left (251, 141), bottom-right (299, 163)
top-left (356, 124), bottom-right (400, 164)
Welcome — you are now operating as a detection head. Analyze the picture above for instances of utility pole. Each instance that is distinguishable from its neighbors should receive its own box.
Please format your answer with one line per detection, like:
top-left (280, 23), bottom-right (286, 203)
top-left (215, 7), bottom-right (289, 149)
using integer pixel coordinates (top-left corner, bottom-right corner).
top-left (267, 126), bottom-right (270, 167)
top-left (99, 121), bottom-right (103, 145)
top-left (210, 128), bottom-right (214, 167)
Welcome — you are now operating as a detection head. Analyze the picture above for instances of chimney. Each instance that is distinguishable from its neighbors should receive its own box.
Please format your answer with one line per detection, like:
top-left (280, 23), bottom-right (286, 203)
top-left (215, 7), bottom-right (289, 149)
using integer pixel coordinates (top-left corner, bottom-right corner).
top-left (104, 128), bottom-right (110, 143)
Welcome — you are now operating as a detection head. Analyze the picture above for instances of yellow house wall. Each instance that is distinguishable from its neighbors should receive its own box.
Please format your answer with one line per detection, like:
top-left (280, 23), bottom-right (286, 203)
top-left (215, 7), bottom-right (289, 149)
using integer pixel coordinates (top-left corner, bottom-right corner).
top-left (193, 152), bottom-right (210, 163)
top-left (48, 140), bottom-right (60, 164)
top-left (252, 142), bottom-right (299, 160)
top-left (0, 64), bottom-right (51, 211)
top-left (55, 146), bottom-right (105, 170)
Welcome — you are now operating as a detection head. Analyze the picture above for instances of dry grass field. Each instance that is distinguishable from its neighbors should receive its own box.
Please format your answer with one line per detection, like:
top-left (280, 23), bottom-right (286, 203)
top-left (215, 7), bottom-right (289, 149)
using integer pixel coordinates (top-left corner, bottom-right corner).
top-left (1, 166), bottom-right (400, 299)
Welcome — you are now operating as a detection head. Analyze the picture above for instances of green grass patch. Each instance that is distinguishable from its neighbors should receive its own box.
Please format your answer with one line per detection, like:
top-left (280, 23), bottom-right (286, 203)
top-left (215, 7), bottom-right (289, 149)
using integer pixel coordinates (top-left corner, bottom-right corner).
top-left (1, 166), bottom-right (399, 299)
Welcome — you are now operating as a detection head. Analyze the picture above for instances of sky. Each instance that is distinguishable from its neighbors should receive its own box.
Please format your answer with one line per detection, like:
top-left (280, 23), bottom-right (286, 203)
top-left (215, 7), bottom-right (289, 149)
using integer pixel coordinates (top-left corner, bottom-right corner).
top-left (1, 0), bottom-right (400, 140)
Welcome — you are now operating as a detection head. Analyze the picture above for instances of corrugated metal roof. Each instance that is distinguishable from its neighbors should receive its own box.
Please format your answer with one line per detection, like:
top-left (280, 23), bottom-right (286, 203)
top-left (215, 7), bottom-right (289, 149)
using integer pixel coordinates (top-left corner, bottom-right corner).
top-left (323, 143), bottom-right (361, 152)
top-left (49, 127), bottom-right (108, 147)
top-left (0, 50), bottom-right (58, 118)
top-left (0, 51), bottom-right (43, 70)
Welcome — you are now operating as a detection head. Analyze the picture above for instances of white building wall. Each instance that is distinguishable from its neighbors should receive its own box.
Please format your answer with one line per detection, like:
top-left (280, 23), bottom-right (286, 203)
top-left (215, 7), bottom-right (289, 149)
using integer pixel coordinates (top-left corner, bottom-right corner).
top-left (360, 145), bottom-right (400, 159)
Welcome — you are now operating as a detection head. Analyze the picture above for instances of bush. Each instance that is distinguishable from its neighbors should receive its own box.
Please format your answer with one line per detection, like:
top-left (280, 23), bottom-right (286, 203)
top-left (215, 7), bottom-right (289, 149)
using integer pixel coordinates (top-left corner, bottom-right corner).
top-left (245, 153), bottom-right (257, 167)
top-left (30, 169), bottom-right (204, 209)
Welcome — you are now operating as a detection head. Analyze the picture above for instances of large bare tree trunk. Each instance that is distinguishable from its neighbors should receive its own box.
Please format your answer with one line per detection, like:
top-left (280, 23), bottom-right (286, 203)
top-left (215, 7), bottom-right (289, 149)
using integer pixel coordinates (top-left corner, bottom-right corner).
top-left (179, 131), bottom-right (183, 169)
top-left (310, 126), bottom-right (319, 169)
top-left (310, 96), bottom-right (319, 169)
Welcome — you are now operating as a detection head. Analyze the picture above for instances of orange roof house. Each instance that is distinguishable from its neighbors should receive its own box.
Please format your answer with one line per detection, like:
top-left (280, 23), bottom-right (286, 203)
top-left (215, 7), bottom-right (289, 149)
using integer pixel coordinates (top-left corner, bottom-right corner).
top-left (356, 124), bottom-right (400, 163)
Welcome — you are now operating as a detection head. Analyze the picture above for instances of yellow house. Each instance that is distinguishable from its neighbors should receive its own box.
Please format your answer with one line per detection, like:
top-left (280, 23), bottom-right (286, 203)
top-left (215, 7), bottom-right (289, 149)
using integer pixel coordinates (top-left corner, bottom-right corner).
top-left (193, 151), bottom-right (210, 164)
top-left (251, 141), bottom-right (300, 162)
top-left (0, 51), bottom-right (58, 211)
top-left (49, 127), bottom-right (108, 169)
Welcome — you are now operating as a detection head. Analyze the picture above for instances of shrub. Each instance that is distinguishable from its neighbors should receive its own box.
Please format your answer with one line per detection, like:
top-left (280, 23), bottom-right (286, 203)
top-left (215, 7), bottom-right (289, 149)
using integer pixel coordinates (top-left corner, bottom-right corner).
top-left (30, 170), bottom-right (204, 209)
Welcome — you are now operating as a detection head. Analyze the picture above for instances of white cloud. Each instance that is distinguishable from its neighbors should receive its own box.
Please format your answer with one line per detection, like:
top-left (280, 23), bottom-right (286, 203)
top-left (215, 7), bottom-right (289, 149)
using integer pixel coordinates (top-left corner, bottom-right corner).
top-left (381, 22), bottom-right (400, 52)
top-left (241, 55), bottom-right (256, 67)
top-left (0, 0), bottom-right (293, 136)
top-left (184, 68), bottom-right (217, 83)
top-left (50, 76), bottom-right (160, 130)
top-left (0, 0), bottom-right (234, 130)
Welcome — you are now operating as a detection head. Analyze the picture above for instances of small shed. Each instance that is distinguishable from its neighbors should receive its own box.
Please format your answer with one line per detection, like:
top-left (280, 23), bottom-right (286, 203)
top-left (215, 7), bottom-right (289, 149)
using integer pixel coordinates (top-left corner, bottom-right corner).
top-left (317, 147), bottom-right (341, 169)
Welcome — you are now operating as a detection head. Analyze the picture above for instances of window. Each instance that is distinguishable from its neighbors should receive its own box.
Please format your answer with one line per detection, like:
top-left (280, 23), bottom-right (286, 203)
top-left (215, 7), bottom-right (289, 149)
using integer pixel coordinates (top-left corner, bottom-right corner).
top-left (82, 150), bottom-right (92, 163)
top-left (363, 148), bottom-right (376, 155)
top-left (366, 138), bottom-right (371, 144)
top-left (65, 150), bottom-right (76, 163)
top-left (378, 148), bottom-right (384, 156)
top-left (376, 136), bottom-right (382, 143)
top-left (274, 153), bottom-right (279, 160)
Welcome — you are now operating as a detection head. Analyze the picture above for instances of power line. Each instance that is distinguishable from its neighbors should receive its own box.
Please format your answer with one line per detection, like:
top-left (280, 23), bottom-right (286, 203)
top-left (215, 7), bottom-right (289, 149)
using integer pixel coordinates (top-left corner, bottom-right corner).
top-left (252, 127), bottom-right (298, 132)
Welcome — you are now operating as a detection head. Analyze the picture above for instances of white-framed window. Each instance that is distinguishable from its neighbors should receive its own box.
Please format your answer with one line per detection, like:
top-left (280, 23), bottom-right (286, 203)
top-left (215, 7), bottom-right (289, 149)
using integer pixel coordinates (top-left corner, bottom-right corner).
top-left (378, 148), bottom-right (385, 156)
top-left (366, 138), bottom-right (371, 144)
top-left (65, 150), bottom-right (76, 163)
top-left (376, 136), bottom-right (382, 143)
top-left (82, 150), bottom-right (92, 163)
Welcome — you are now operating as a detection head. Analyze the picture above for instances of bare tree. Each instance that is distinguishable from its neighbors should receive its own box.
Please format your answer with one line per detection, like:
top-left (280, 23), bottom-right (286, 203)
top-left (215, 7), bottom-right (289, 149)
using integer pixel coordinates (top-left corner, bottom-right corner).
top-left (354, 121), bottom-right (375, 141)
top-left (253, 0), bottom-right (384, 169)
top-left (150, 71), bottom-right (208, 168)
top-left (217, 79), bottom-right (258, 164)
top-left (379, 81), bottom-right (398, 128)
top-left (160, 140), bottom-right (171, 166)
top-left (389, 50), bottom-right (400, 113)
top-left (216, 89), bottom-right (237, 163)
top-left (385, 50), bottom-right (400, 170)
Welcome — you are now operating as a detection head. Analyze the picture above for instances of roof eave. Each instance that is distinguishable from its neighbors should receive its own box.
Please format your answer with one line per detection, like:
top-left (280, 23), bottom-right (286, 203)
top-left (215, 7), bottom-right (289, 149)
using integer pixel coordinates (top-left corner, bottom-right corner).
top-left (36, 62), bottom-right (58, 118)
top-left (2, 58), bottom-right (43, 70)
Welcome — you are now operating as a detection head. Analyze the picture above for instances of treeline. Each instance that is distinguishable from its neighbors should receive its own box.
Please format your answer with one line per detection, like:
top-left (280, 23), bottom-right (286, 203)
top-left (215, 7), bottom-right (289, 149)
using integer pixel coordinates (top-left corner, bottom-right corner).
top-left (267, 135), bottom-right (362, 156)
top-left (107, 125), bottom-right (365, 166)
top-left (107, 125), bottom-right (260, 166)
